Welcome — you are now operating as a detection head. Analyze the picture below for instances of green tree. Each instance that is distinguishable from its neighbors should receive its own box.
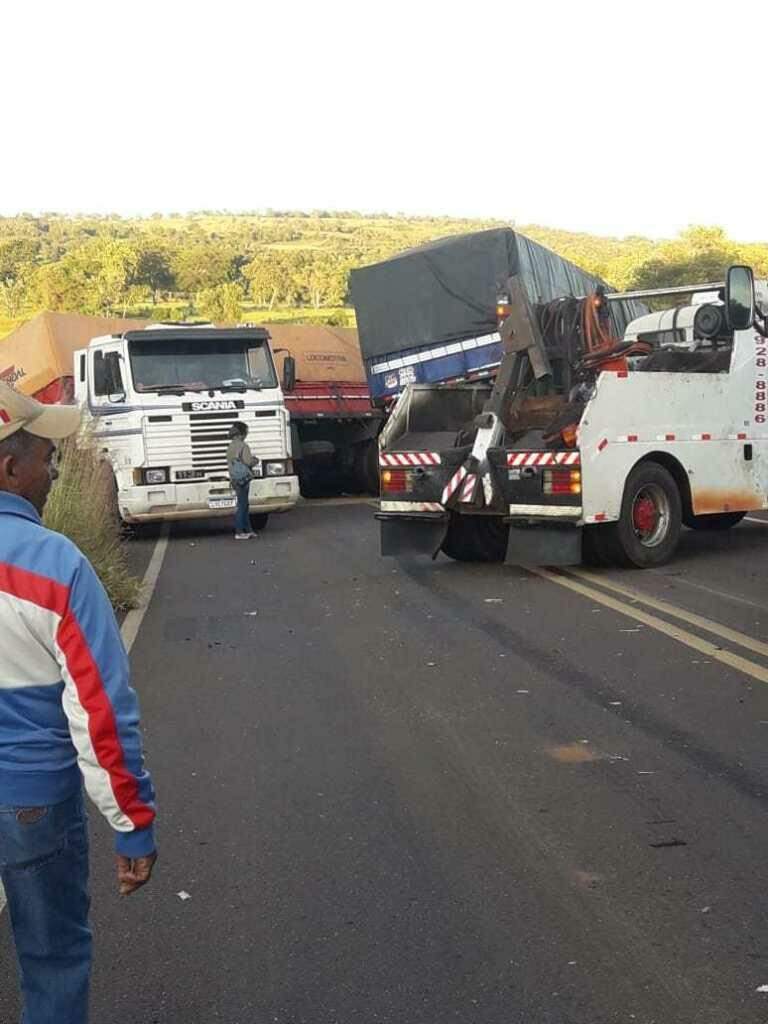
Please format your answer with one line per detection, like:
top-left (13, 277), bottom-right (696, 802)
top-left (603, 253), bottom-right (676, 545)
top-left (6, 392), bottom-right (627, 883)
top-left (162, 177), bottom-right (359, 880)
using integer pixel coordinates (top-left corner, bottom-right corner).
top-left (31, 239), bottom-right (146, 316)
top-left (197, 282), bottom-right (245, 322)
top-left (243, 251), bottom-right (294, 309)
top-left (134, 245), bottom-right (176, 303)
top-left (171, 243), bottom-right (237, 296)
top-left (302, 254), bottom-right (351, 308)
top-left (0, 273), bottom-right (29, 317)
top-left (0, 238), bottom-right (39, 283)
top-left (629, 226), bottom-right (738, 290)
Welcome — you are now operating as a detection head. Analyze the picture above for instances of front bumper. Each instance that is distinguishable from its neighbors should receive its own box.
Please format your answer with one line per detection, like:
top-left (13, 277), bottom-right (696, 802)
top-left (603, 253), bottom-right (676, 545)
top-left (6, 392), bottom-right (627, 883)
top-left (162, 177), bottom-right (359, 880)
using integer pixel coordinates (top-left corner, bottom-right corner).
top-left (118, 475), bottom-right (300, 523)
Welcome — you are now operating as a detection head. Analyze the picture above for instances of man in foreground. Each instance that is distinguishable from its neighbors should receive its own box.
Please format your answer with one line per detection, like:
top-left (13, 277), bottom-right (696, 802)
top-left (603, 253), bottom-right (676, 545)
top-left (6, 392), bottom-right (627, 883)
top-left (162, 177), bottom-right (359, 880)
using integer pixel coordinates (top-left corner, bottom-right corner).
top-left (0, 382), bottom-right (157, 1024)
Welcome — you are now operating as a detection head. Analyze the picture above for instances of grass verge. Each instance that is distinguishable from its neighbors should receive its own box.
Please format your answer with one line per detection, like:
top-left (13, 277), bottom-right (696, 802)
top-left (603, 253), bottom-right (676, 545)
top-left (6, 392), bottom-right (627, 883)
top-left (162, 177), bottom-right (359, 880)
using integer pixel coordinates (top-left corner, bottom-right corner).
top-left (44, 438), bottom-right (141, 611)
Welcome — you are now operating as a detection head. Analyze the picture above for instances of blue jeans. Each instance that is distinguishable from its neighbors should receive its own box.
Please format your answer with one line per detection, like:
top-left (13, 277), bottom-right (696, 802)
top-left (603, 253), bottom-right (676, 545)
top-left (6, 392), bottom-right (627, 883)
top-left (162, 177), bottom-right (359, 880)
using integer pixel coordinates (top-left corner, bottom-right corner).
top-left (234, 481), bottom-right (251, 534)
top-left (0, 791), bottom-right (91, 1024)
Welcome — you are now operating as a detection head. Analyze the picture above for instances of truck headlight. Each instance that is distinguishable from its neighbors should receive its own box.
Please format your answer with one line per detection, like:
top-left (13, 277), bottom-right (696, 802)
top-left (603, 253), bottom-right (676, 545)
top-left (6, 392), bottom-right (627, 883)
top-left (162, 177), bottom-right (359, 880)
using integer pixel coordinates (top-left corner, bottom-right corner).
top-left (265, 461), bottom-right (286, 477)
top-left (143, 468), bottom-right (169, 484)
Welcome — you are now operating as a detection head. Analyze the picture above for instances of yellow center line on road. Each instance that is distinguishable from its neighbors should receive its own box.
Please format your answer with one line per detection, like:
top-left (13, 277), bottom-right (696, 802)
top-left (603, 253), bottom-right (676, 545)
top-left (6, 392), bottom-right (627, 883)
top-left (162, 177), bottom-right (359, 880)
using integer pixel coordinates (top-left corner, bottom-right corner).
top-left (530, 568), bottom-right (768, 686)
top-left (566, 568), bottom-right (768, 660)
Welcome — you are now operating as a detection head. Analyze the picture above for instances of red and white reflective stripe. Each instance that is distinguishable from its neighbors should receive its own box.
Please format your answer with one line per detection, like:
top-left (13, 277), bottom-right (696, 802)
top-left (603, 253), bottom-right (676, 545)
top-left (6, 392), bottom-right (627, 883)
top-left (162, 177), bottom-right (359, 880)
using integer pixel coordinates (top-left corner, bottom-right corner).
top-left (692, 433), bottom-right (712, 441)
top-left (597, 438), bottom-right (608, 453)
top-left (586, 513), bottom-right (608, 523)
top-left (506, 451), bottom-right (580, 467)
top-left (380, 500), bottom-right (443, 513)
top-left (508, 451), bottom-right (556, 467)
top-left (441, 465), bottom-right (468, 504)
top-left (617, 434), bottom-right (639, 443)
top-left (729, 433), bottom-right (748, 441)
top-left (379, 451), bottom-right (442, 467)
top-left (460, 473), bottom-right (478, 503)
top-left (0, 410), bottom-right (9, 424)
top-left (656, 434), bottom-right (676, 441)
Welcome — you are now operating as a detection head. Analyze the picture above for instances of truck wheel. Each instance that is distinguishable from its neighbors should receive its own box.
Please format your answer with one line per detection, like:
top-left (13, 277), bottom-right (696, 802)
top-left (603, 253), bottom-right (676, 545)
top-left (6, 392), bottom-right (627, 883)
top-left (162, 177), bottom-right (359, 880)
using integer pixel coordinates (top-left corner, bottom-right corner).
top-left (441, 515), bottom-right (509, 562)
top-left (355, 441), bottom-right (380, 495)
top-left (607, 462), bottom-right (682, 568)
top-left (683, 511), bottom-right (746, 530)
top-left (297, 463), bottom-right (323, 498)
top-left (250, 513), bottom-right (269, 531)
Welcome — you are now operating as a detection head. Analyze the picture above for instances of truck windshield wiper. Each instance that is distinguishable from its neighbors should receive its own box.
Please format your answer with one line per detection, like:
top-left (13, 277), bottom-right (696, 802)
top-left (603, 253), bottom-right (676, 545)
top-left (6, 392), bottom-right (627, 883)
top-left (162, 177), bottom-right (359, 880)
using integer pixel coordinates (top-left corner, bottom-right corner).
top-left (147, 385), bottom-right (204, 395)
top-left (220, 380), bottom-right (263, 392)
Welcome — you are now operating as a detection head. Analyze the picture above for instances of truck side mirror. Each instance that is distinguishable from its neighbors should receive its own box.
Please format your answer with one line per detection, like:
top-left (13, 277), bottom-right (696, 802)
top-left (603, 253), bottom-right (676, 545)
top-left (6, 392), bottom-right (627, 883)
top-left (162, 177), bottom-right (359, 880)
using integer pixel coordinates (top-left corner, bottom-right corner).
top-left (283, 355), bottom-right (296, 393)
top-left (725, 265), bottom-right (755, 331)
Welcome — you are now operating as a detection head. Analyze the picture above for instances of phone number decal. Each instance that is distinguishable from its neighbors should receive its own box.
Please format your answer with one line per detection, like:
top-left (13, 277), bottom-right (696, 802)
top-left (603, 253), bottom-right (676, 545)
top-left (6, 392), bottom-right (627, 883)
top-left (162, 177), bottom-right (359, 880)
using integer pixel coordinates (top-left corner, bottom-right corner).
top-left (756, 335), bottom-right (766, 424)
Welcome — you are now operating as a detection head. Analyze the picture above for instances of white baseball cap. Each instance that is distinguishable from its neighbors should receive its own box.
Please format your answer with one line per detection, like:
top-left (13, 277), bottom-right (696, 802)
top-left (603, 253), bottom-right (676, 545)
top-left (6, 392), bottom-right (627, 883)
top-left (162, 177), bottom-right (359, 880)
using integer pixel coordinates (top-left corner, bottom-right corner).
top-left (0, 381), bottom-right (81, 444)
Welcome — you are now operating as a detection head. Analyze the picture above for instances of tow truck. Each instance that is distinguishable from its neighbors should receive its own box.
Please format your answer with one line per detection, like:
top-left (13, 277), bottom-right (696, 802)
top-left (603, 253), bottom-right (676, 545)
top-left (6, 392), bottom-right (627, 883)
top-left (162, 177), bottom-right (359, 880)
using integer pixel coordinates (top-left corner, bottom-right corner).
top-left (354, 232), bottom-right (766, 568)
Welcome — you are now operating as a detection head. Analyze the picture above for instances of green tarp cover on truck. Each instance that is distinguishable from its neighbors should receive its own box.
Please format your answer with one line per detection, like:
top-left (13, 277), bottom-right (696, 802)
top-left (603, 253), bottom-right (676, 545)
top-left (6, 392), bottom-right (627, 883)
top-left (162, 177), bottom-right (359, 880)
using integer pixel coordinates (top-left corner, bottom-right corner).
top-left (350, 227), bottom-right (646, 362)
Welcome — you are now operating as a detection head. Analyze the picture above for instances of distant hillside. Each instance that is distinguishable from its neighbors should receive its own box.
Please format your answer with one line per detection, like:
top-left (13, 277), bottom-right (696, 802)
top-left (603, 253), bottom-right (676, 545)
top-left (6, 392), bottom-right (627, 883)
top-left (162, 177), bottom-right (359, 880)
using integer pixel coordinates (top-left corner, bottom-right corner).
top-left (1, 213), bottom-right (766, 337)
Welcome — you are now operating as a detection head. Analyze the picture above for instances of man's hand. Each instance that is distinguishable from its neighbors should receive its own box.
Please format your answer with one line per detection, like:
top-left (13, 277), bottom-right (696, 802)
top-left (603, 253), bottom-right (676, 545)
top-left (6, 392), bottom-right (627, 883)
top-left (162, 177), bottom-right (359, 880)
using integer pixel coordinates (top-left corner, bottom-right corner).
top-left (116, 852), bottom-right (157, 896)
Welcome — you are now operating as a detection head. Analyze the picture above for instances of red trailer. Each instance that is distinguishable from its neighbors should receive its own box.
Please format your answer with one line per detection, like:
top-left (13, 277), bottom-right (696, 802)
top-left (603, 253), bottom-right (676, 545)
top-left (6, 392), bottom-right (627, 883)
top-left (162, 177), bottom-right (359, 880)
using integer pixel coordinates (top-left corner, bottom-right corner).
top-left (269, 324), bottom-right (382, 495)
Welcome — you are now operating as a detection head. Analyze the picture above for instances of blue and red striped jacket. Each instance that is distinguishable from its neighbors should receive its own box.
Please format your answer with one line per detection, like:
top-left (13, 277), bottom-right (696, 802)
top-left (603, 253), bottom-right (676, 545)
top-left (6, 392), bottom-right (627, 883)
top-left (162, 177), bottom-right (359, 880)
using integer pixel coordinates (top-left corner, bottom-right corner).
top-left (0, 492), bottom-right (155, 856)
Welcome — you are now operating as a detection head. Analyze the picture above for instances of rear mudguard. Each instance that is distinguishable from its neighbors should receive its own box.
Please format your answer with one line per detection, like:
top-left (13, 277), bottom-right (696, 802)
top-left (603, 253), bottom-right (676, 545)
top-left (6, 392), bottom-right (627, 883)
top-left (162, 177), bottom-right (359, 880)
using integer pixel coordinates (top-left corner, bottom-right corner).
top-left (505, 523), bottom-right (583, 567)
top-left (377, 514), bottom-right (449, 558)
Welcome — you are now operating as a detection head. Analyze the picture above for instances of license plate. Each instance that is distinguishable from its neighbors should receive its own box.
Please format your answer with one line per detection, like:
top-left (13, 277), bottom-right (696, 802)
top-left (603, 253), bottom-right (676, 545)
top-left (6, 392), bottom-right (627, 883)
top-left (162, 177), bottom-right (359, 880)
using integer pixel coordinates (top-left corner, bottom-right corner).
top-left (208, 497), bottom-right (236, 509)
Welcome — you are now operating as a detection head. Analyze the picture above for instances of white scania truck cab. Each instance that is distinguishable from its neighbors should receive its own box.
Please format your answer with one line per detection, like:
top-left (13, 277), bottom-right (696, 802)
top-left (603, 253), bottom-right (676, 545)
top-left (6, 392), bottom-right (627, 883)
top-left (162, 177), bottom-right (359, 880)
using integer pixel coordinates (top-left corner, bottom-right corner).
top-left (73, 324), bottom-right (299, 526)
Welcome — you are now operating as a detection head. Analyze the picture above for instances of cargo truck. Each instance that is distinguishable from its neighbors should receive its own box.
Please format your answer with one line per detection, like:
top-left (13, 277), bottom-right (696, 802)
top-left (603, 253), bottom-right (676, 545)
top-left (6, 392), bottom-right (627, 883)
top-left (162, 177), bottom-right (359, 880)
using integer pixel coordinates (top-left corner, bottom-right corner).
top-left (0, 311), bottom-right (300, 527)
top-left (351, 229), bottom-right (767, 567)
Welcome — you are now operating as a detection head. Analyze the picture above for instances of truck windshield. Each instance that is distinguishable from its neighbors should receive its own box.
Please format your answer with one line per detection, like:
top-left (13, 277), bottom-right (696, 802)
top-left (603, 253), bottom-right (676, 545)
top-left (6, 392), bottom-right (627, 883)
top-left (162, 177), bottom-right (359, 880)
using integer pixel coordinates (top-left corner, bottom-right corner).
top-left (129, 338), bottom-right (277, 393)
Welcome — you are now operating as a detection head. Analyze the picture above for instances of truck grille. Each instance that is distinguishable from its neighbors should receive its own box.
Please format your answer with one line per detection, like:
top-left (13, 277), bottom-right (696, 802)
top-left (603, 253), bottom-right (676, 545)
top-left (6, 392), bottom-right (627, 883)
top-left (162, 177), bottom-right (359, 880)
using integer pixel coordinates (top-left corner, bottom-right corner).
top-left (143, 410), bottom-right (286, 482)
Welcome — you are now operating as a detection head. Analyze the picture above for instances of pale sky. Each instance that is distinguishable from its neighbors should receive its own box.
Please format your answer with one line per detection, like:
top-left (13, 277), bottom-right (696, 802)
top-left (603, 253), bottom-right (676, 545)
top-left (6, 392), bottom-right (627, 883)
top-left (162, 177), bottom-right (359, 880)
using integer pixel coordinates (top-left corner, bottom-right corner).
top-left (4, 0), bottom-right (766, 240)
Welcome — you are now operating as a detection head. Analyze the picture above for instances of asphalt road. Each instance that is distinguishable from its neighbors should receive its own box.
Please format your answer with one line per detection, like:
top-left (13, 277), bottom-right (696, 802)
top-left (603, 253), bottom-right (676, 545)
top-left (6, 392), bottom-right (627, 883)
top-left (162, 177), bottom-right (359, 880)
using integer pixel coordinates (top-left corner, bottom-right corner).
top-left (2, 505), bottom-right (768, 1023)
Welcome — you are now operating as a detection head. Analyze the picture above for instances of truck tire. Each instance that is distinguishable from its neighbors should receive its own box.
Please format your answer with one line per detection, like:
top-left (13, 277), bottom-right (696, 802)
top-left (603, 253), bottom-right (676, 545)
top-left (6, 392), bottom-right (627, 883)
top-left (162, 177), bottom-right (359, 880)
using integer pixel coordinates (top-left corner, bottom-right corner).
top-left (683, 511), bottom-right (746, 530)
top-left (296, 462), bottom-right (326, 498)
top-left (604, 462), bottom-right (682, 568)
top-left (354, 441), bottom-right (380, 495)
top-left (250, 513), bottom-right (269, 532)
top-left (441, 514), bottom-right (509, 563)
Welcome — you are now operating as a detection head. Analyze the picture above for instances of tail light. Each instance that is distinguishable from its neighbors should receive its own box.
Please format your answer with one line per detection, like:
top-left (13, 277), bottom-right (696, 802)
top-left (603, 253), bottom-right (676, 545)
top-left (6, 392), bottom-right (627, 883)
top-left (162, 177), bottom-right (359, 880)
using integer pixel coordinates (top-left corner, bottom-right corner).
top-left (496, 290), bottom-right (512, 327)
top-left (543, 468), bottom-right (581, 496)
top-left (496, 300), bottom-right (512, 327)
top-left (560, 424), bottom-right (579, 448)
top-left (381, 468), bottom-right (413, 493)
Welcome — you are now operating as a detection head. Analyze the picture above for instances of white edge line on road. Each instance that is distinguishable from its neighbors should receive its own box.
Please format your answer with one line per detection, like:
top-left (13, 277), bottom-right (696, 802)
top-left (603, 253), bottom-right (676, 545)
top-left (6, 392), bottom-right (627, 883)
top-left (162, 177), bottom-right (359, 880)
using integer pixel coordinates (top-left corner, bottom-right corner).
top-left (2, 525), bottom-right (170, 916)
top-left (121, 524), bottom-right (170, 654)
top-left (745, 516), bottom-right (768, 525)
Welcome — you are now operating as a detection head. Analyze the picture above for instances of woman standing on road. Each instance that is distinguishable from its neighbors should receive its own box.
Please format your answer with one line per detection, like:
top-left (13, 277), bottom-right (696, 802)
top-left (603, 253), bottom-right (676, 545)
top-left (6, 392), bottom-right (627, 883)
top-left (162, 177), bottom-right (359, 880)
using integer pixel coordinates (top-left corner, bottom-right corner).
top-left (227, 421), bottom-right (258, 540)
